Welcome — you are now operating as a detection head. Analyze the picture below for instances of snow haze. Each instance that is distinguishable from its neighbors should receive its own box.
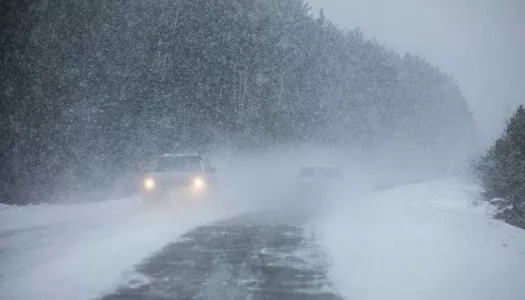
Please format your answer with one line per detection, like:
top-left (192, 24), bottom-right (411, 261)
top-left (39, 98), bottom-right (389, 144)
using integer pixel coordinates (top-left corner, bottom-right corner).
top-left (1, 0), bottom-right (480, 204)
top-left (2, 1), bottom-right (524, 299)
top-left (308, 0), bottom-right (525, 143)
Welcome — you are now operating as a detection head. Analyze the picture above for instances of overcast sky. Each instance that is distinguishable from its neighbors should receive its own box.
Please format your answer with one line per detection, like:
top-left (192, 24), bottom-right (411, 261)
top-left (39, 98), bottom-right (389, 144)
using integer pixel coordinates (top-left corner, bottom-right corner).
top-left (308, 0), bottom-right (525, 144)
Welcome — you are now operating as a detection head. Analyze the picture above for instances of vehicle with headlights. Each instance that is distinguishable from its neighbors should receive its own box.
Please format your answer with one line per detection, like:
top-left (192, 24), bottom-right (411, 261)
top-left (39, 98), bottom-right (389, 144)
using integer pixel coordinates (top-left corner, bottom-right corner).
top-left (141, 153), bottom-right (216, 203)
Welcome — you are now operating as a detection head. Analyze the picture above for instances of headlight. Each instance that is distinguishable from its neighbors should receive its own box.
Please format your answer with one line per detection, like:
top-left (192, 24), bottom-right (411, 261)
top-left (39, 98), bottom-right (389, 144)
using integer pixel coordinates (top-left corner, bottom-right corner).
top-left (143, 177), bottom-right (155, 190)
top-left (192, 176), bottom-right (206, 190)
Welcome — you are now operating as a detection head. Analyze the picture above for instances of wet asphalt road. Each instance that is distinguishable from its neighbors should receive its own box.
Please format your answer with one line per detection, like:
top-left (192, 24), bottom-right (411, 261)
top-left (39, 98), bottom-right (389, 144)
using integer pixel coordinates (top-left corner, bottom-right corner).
top-left (99, 211), bottom-right (344, 300)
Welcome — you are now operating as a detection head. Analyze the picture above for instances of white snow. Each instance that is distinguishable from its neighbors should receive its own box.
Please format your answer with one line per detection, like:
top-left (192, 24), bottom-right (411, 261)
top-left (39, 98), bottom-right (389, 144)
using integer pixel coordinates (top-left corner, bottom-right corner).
top-left (2, 176), bottom-right (525, 300)
top-left (0, 197), bottom-right (243, 300)
top-left (314, 177), bottom-right (525, 300)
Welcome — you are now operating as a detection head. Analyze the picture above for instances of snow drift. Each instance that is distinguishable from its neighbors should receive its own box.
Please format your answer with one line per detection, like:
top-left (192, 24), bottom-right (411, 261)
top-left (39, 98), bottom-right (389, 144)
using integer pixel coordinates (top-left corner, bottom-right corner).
top-left (314, 177), bottom-right (525, 300)
top-left (0, 197), bottom-right (245, 300)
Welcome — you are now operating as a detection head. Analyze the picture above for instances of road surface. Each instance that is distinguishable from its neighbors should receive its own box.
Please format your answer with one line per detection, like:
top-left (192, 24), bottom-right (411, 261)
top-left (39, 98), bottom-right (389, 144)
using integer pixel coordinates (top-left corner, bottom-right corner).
top-left (100, 212), bottom-right (343, 300)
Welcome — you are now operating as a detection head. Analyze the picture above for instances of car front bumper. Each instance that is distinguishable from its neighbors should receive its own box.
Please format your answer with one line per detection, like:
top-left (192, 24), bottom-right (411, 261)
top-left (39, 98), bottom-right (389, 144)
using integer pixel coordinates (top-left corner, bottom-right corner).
top-left (142, 184), bottom-right (210, 202)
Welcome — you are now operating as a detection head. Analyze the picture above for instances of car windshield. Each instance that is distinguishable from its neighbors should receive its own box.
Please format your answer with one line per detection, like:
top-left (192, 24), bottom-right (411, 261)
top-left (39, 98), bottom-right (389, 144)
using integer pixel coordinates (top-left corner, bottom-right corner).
top-left (154, 156), bottom-right (202, 172)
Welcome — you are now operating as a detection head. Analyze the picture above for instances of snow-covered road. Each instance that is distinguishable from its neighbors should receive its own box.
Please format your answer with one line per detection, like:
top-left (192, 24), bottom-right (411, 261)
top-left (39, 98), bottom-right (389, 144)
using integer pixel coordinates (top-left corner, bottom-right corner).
top-left (1, 177), bottom-right (524, 300)
top-left (100, 213), bottom-right (340, 300)
top-left (0, 198), bottom-right (245, 300)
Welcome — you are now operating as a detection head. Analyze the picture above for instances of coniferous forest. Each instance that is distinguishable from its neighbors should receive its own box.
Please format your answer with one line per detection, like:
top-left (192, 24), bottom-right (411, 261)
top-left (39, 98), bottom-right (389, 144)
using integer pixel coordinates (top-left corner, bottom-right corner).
top-left (1, 0), bottom-right (477, 204)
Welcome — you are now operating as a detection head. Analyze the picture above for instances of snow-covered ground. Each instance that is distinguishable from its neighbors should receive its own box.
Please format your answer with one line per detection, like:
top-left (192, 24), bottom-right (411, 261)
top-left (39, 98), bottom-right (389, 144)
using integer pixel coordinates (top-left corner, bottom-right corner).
top-left (314, 177), bottom-right (525, 300)
top-left (1, 177), bottom-right (524, 300)
top-left (0, 197), bottom-right (245, 300)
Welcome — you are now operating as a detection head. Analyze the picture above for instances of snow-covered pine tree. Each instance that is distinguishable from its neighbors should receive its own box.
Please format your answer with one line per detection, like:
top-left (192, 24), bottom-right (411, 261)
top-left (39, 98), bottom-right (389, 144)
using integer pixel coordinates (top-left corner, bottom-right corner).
top-left (477, 105), bottom-right (525, 228)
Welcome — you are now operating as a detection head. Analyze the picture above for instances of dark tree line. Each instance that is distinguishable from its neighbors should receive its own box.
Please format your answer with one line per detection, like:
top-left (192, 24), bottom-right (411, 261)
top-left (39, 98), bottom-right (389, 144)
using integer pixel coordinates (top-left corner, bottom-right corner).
top-left (1, 0), bottom-right (476, 204)
top-left (476, 105), bottom-right (525, 229)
